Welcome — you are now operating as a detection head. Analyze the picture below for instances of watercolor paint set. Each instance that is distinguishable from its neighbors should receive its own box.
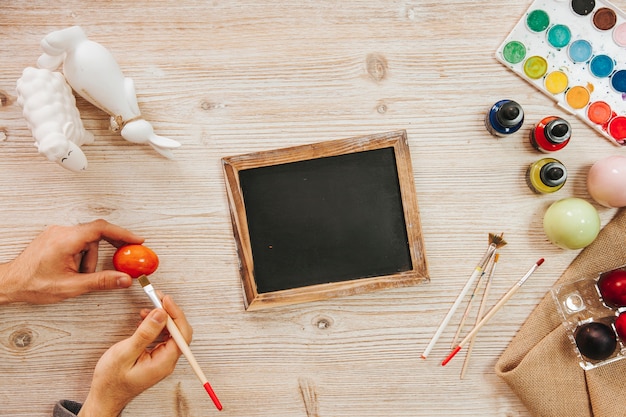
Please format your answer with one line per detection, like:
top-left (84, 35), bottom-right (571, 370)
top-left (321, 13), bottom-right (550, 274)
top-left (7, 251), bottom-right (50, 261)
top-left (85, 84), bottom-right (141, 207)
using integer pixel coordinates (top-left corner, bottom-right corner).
top-left (551, 266), bottom-right (626, 370)
top-left (496, 0), bottom-right (626, 146)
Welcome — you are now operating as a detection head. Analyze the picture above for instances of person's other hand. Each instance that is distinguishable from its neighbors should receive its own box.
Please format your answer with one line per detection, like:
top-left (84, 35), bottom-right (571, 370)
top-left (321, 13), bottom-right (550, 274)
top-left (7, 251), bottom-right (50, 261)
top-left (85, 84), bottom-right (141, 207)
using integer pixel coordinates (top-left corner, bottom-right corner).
top-left (78, 295), bottom-right (192, 417)
top-left (0, 219), bottom-right (144, 304)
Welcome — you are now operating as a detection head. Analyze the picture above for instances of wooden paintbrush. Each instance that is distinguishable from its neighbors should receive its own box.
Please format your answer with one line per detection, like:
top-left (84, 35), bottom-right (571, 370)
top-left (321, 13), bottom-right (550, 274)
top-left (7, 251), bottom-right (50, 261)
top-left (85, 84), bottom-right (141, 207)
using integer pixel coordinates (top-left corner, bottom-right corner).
top-left (450, 250), bottom-right (497, 349)
top-left (442, 258), bottom-right (544, 366)
top-left (460, 252), bottom-right (499, 379)
top-left (137, 275), bottom-right (223, 411)
top-left (421, 233), bottom-right (506, 360)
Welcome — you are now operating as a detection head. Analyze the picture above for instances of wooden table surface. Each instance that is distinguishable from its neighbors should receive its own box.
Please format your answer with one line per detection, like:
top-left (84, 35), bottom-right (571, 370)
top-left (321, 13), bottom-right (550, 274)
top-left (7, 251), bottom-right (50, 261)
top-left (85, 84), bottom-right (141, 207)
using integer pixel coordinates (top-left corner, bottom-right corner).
top-left (1, 1), bottom-right (624, 416)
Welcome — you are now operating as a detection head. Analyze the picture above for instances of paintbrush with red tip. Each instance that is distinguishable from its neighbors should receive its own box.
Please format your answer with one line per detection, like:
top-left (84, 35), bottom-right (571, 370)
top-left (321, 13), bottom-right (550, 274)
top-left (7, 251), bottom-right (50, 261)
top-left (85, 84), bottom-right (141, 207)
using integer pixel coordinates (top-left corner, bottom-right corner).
top-left (442, 258), bottom-right (544, 366)
top-left (138, 275), bottom-right (223, 411)
top-left (421, 233), bottom-right (506, 360)
top-left (113, 244), bottom-right (223, 411)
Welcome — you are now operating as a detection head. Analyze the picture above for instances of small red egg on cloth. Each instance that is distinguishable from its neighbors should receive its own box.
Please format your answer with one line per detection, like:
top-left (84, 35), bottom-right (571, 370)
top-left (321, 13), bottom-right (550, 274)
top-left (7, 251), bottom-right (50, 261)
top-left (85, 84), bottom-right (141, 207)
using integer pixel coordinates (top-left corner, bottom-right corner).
top-left (598, 269), bottom-right (626, 307)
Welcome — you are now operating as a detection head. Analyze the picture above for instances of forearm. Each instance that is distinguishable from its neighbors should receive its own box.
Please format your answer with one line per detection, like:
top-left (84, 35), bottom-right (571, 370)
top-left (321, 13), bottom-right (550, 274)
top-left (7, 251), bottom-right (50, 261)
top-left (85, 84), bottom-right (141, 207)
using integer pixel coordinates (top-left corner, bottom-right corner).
top-left (77, 404), bottom-right (122, 417)
top-left (0, 261), bottom-right (18, 305)
top-left (0, 257), bottom-right (36, 305)
top-left (77, 391), bottom-right (125, 417)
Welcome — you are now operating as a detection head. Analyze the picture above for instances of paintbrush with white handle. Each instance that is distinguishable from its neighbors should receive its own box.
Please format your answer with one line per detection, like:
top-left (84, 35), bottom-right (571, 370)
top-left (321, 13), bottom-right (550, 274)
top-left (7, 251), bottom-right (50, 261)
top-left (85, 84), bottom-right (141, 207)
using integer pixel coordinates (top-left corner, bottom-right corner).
top-left (421, 233), bottom-right (506, 360)
top-left (441, 258), bottom-right (544, 366)
top-left (460, 252), bottom-right (499, 379)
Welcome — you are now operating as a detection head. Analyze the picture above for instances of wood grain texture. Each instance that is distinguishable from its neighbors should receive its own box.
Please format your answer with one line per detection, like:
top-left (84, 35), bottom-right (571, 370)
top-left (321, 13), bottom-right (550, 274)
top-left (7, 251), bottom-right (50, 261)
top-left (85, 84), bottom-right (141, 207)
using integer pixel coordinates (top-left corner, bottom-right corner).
top-left (0, 0), bottom-right (624, 415)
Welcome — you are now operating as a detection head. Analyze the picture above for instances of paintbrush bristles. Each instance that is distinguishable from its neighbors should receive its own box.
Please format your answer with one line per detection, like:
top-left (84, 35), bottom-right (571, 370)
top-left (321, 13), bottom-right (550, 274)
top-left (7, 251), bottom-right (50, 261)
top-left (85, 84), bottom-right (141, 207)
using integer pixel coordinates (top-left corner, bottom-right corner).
top-left (137, 274), bottom-right (151, 287)
top-left (488, 233), bottom-right (507, 249)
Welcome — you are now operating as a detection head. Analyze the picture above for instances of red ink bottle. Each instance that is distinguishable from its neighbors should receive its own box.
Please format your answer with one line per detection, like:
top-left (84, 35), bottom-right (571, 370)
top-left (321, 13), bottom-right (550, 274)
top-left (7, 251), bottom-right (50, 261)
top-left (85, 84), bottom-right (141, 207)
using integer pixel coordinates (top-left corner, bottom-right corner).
top-left (530, 116), bottom-right (571, 152)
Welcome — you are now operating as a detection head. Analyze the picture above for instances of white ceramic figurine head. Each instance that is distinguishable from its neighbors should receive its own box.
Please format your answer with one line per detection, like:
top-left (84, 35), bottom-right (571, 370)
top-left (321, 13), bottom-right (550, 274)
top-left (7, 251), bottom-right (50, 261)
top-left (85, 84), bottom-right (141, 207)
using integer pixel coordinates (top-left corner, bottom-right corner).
top-left (37, 26), bottom-right (181, 158)
top-left (16, 67), bottom-right (93, 172)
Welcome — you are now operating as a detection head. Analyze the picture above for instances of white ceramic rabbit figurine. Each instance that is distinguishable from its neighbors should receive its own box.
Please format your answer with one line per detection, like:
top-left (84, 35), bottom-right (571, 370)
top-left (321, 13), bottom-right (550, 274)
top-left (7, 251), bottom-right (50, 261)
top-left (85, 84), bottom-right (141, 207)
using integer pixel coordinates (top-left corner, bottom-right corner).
top-left (16, 67), bottom-right (93, 172)
top-left (36, 26), bottom-right (181, 158)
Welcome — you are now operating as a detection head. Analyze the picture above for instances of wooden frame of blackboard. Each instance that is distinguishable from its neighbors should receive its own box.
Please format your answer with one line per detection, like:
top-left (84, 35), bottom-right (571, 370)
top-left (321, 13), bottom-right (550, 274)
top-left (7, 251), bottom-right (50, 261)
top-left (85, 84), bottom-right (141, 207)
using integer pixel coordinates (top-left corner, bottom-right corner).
top-left (222, 130), bottom-right (429, 310)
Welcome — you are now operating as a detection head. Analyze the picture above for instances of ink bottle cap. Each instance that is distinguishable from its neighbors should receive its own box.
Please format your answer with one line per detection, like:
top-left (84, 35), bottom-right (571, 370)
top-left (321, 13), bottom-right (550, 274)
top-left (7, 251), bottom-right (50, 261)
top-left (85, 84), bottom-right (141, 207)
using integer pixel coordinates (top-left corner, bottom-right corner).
top-left (545, 118), bottom-right (571, 144)
top-left (541, 162), bottom-right (567, 187)
top-left (527, 158), bottom-right (567, 193)
top-left (497, 101), bottom-right (524, 127)
top-left (530, 116), bottom-right (572, 152)
top-left (485, 99), bottom-right (525, 137)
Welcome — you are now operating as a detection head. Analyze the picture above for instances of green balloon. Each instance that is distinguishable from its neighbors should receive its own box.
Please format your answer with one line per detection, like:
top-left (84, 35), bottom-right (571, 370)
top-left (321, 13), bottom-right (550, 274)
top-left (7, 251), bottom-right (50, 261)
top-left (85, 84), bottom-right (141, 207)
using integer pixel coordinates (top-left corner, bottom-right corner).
top-left (543, 198), bottom-right (600, 249)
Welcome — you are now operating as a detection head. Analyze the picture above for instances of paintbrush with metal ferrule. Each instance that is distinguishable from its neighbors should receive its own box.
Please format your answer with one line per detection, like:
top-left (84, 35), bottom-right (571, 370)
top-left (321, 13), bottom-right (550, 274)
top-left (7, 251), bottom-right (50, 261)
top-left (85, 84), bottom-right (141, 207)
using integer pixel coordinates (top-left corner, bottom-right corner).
top-left (450, 250), bottom-right (497, 349)
top-left (460, 252), bottom-right (499, 379)
top-left (137, 275), bottom-right (223, 411)
top-left (441, 257), bottom-right (544, 366)
top-left (421, 233), bottom-right (506, 360)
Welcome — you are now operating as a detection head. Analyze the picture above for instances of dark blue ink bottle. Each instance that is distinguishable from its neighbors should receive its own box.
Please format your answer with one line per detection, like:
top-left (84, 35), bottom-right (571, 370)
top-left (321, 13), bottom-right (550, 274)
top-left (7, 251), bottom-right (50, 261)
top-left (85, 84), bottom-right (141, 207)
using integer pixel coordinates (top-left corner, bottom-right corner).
top-left (485, 99), bottom-right (524, 137)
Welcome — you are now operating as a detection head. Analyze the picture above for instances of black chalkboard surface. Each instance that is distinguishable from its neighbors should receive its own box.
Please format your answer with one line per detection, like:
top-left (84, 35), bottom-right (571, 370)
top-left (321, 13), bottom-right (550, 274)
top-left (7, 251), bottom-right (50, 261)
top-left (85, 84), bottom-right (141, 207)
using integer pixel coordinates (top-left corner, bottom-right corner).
top-left (240, 147), bottom-right (412, 293)
top-left (223, 130), bottom-right (428, 310)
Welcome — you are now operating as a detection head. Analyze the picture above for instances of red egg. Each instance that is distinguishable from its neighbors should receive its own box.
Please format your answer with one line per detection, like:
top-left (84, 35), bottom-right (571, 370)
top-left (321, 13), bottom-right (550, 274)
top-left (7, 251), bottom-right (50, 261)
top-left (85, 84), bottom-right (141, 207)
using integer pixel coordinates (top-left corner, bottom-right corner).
top-left (616, 313), bottom-right (626, 341)
top-left (113, 244), bottom-right (159, 278)
top-left (598, 269), bottom-right (626, 307)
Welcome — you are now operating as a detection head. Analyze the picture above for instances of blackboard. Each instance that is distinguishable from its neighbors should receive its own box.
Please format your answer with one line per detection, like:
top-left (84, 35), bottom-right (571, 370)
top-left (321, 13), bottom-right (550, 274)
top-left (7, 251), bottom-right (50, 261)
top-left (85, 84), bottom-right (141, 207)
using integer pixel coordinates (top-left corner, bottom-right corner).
top-left (222, 130), bottom-right (428, 310)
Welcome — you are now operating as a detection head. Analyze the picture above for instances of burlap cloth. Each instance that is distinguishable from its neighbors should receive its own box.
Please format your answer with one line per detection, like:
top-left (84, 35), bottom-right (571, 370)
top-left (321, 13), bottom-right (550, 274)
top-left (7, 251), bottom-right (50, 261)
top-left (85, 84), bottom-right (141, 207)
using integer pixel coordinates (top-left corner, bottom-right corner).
top-left (495, 208), bottom-right (626, 417)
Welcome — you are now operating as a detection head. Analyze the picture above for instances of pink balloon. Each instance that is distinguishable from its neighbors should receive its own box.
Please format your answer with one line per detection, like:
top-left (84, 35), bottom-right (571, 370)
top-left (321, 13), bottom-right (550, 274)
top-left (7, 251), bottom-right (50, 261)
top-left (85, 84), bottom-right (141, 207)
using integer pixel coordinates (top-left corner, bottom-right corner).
top-left (587, 155), bottom-right (626, 208)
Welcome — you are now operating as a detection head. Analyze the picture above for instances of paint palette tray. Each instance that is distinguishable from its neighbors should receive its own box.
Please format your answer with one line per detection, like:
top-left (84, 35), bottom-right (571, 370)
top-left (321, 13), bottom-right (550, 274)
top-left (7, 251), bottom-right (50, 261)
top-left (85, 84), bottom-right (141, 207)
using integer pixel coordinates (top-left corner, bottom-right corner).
top-left (551, 267), bottom-right (626, 369)
top-left (497, 0), bottom-right (626, 145)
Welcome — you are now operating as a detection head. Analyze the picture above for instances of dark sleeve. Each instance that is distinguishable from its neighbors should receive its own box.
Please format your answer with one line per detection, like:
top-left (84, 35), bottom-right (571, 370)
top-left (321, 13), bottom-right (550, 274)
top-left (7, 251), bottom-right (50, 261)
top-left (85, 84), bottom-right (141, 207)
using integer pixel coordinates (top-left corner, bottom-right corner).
top-left (53, 400), bottom-right (82, 417)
